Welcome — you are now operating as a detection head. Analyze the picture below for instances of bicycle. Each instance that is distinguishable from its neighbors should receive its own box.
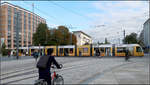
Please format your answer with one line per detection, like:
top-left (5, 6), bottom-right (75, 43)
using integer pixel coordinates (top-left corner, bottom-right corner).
top-left (34, 64), bottom-right (64, 85)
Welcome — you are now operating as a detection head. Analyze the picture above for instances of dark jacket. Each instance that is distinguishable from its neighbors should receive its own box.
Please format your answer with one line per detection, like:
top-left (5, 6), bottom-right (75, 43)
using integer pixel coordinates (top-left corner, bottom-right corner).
top-left (38, 56), bottom-right (60, 79)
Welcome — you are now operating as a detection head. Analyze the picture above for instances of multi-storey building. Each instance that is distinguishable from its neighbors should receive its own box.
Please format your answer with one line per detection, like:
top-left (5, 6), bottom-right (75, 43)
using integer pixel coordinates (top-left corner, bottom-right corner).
top-left (143, 18), bottom-right (150, 52)
top-left (73, 31), bottom-right (92, 46)
top-left (0, 2), bottom-right (46, 49)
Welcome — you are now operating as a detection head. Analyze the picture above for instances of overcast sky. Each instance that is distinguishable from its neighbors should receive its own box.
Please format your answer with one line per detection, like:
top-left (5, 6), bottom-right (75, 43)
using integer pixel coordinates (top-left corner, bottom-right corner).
top-left (2, 1), bottom-right (149, 44)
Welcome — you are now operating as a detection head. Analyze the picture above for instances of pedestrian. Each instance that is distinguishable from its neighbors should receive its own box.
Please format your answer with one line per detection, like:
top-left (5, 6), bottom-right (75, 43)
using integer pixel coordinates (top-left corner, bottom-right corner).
top-left (8, 51), bottom-right (10, 58)
top-left (37, 49), bottom-right (61, 85)
top-left (79, 51), bottom-right (82, 56)
top-left (125, 49), bottom-right (130, 61)
top-left (34, 51), bottom-right (38, 61)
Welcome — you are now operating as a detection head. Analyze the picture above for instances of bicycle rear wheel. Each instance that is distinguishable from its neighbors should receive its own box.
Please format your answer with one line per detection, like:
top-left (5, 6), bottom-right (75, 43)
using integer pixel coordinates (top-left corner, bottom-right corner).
top-left (52, 74), bottom-right (64, 85)
top-left (34, 79), bottom-right (48, 85)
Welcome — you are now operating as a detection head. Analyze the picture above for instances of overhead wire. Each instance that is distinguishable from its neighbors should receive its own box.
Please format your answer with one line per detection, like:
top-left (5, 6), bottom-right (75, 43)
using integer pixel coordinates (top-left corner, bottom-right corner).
top-left (49, 1), bottom-right (95, 21)
top-left (22, 1), bottom-right (65, 25)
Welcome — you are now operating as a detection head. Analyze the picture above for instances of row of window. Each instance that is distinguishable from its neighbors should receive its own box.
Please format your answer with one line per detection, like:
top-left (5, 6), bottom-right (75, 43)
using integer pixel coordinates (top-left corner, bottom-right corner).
top-left (7, 6), bottom-right (44, 33)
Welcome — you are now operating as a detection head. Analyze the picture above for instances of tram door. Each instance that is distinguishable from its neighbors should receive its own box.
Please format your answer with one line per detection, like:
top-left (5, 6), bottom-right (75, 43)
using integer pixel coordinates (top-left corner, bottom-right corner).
top-left (59, 48), bottom-right (64, 56)
top-left (105, 47), bottom-right (111, 56)
top-left (64, 48), bottom-right (69, 56)
top-left (94, 48), bottom-right (100, 56)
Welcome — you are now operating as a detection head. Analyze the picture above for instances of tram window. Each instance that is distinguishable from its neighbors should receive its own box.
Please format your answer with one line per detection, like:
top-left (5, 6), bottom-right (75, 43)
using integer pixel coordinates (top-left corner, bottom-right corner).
top-left (100, 48), bottom-right (104, 52)
top-left (117, 49), bottom-right (124, 53)
top-left (70, 48), bottom-right (73, 53)
top-left (59, 48), bottom-right (63, 53)
top-left (47, 48), bottom-right (53, 54)
top-left (136, 47), bottom-right (142, 52)
top-left (83, 48), bottom-right (88, 53)
top-left (117, 47), bottom-right (125, 53)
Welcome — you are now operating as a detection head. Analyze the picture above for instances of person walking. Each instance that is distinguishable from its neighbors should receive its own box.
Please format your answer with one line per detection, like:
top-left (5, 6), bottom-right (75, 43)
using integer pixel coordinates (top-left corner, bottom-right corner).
top-left (36, 49), bottom-right (61, 85)
top-left (33, 51), bottom-right (38, 61)
top-left (125, 49), bottom-right (130, 61)
top-left (8, 51), bottom-right (10, 58)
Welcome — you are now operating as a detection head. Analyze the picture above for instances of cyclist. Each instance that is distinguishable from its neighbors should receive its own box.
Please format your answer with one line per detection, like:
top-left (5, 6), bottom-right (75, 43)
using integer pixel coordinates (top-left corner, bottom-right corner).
top-left (37, 49), bottom-right (61, 85)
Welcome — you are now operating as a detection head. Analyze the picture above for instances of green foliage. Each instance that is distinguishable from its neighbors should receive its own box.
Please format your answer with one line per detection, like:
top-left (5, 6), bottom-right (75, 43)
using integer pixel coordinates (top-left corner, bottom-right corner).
top-left (33, 24), bottom-right (77, 46)
top-left (104, 38), bottom-right (110, 44)
top-left (50, 25), bottom-right (77, 45)
top-left (97, 41), bottom-right (104, 45)
top-left (123, 32), bottom-right (138, 44)
top-left (1, 43), bottom-right (9, 56)
top-left (33, 23), bottom-right (50, 46)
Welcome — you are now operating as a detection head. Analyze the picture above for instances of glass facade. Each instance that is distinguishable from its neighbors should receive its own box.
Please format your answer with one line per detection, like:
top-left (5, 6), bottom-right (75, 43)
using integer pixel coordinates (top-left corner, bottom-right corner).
top-left (24, 11), bottom-right (26, 46)
top-left (3, 3), bottom-right (46, 49)
top-left (28, 13), bottom-right (31, 45)
top-left (144, 19), bottom-right (150, 47)
top-left (8, 6), bottom-right (11, 32)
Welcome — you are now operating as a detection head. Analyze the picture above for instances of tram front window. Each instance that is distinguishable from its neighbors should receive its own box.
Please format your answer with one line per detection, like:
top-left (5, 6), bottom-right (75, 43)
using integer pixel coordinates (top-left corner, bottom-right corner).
top-left (136, 47), bottom-right (142, 52)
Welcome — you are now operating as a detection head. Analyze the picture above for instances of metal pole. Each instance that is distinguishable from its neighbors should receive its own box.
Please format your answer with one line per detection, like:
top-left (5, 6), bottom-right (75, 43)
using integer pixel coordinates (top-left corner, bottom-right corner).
top-left (16, 11), bottom-right (19, 59)
top-left (123, 29), bottom-right (125, 44)
top-left (70, 33), bottom-right (72, 45)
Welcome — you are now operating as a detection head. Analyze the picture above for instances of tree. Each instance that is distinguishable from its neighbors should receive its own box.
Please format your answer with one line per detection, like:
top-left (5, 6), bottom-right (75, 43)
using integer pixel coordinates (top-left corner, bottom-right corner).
top-left (32, 24), bottom-right (77, 46)
top-left (57, 26), bottom-right (69, 45)
top-left (104, 38), bottom-right (110, 44)
top-left (33, 23), bottom-right (50, 46)
top-left (97, 41), bottom-right (104, 45)
top-left (51, 26), bottom-right (77, 45)
top-left (71, 33), bottom-right (77, 45)
top-left (123, 32), bottom-right (138, 44)
top-left (1, 43), bottom-right (8, 56)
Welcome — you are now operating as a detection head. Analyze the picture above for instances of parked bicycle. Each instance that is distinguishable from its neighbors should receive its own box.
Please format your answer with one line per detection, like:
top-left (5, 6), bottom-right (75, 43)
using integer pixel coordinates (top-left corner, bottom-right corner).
top-left (34, 64), bottom-right (64, 85)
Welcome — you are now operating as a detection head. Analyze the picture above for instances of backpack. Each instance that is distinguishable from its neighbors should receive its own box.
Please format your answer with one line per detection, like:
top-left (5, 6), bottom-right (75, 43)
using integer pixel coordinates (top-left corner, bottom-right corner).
top-left (36, 55), bottom-right (50, 69)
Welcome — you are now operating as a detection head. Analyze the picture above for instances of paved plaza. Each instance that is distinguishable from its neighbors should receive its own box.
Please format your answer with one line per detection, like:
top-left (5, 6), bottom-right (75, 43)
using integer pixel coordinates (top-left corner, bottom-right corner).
top-left (0, 54), bottom-right (149, 84)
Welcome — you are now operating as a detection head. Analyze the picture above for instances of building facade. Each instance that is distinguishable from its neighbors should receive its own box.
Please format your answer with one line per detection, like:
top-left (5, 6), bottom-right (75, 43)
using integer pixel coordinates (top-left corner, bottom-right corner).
top-left (73, 31), bottom-right (92, 46)
top-left (143, 18), bottom-right (150, 52)
top-left (0, 2), bottom-right (46, 49)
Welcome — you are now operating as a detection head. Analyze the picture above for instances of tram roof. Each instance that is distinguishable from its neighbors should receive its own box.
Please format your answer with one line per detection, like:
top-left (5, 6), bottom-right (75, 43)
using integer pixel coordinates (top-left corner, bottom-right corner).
top-left (99, 44), bottom-right (113, 47)
top-left (115, 44), bottom-right (140, 47)
top-left (19, 47), bottom-right (28, 49)
top-left (29, 46), bottom-right (44, 49)
top-left (92, 44), bottom-right (113, 47)
top-left (58, 45), bottom-right (75, 48)
top-left (92, 44), bottom-right (141, 48)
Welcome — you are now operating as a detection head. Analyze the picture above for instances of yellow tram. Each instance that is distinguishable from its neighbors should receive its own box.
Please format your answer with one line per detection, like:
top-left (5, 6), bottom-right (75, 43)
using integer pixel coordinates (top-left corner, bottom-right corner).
top-left (58, 45), bottom-right (75, 56)
top-left (29, 44), bottom-right (144, 57)
top-left (115, 44), bottom-right (144, 57)
top-left (77, 45), bottom-right (91, 56)
top-left (45, 46), bottom-right (57, 56)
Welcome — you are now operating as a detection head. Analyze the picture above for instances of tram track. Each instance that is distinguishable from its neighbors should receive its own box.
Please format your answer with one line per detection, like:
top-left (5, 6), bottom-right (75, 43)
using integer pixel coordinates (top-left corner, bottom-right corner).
top-left (1, 58), bottom-right (135, 84)
top-left (0, 57), bottom-right (86, 79)
top-left (0, 69), bottom-right (37, 80)
top-left (2, 59), bottom-right (99, 84)
top-left (0, 66), bottom-right (35, 77)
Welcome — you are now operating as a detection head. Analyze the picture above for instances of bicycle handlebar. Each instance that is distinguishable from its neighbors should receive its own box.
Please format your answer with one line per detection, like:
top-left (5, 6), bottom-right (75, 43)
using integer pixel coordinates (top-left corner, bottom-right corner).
top-left (51, 64), bottom-right (63, 69)
top-left (59, 64), bottom-right (63, 68)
